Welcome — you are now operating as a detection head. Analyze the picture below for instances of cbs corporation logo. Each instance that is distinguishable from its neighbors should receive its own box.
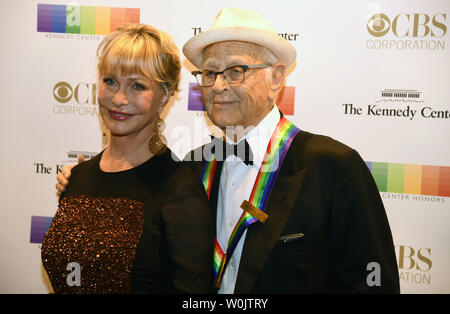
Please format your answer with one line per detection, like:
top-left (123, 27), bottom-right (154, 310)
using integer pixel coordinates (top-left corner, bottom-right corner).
top-left (366, 13), bottom-right (447, 50)
top-left (395, 245), bottom-right (432, 285)
top-left (52, 81), bottom-right (99, 116)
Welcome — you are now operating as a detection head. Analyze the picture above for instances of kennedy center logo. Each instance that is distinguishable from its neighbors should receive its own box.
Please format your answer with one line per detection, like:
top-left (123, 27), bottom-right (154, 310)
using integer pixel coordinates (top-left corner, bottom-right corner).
top-left (277, 86), bottom-right (295, 116)
top-left (366, 162), bottom-right (450, 198)
top-left (37, 4), bottom-right (140, 36)
top-left (343, 89), bottom-right (449, 120)
top-left (30, 216), bottom-right (53, 244)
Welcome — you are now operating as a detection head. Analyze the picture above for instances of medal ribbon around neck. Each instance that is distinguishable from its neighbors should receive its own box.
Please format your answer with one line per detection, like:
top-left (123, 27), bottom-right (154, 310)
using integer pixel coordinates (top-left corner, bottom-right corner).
top-left (201, 116), bottom-right (301, 288)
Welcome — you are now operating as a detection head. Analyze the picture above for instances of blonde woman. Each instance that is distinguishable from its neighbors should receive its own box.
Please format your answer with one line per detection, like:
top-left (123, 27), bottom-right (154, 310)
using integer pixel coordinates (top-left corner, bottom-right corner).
top-left (41, 24), bottom-right (213, 294)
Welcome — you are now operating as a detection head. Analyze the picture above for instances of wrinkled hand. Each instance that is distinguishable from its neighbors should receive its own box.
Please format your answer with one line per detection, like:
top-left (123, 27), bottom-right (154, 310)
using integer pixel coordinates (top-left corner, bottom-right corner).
top-left (55, 155), bottom-right (87, 196)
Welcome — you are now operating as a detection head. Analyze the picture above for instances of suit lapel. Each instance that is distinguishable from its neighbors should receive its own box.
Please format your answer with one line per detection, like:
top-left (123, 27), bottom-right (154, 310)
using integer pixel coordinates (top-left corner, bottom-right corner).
top-left (233, 162), bottom-right (306, 293)
top-left (196, 141), bottom-right (224, 226)
top-left (209, 160), bottom-right (223, 226)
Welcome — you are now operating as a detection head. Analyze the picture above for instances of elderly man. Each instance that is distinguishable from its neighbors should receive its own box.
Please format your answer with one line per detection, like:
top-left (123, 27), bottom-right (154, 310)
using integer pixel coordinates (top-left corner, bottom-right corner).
top-left (182, 8), bottom-right (399, 294)
top-left (57, 8), bottom-right (400, 293)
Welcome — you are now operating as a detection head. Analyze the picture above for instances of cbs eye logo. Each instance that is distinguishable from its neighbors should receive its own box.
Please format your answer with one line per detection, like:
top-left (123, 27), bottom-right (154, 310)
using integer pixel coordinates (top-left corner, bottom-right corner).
top-left (367, 13), bottom-right (447, 38)
top-left (53, 81), bottom-right (97, 104)
top-left (367, 13), bottom-right (391, 37)
top-left (53, 82), bottom-right (73, 103)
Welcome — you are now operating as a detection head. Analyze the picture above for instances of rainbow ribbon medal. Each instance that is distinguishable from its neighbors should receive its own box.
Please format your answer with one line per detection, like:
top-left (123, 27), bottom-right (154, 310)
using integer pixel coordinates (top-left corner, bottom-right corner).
top-left (201, 116), bottom-right (301, 289)
top-left (201, 156), bottom-right (217, 199)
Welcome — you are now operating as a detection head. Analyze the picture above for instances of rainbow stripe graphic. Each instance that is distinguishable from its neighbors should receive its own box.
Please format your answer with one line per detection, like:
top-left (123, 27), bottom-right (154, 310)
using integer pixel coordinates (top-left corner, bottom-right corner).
top-left (366, 162), bottom-right (450, 197)
top-left (277, 86), bottom-right (295, 116)
top-left (30, 216), bottom-right (53, 244)
top-left (188, 83), bottom-right (205, 112)
top-left (37, 4), bottom-right (140, 35)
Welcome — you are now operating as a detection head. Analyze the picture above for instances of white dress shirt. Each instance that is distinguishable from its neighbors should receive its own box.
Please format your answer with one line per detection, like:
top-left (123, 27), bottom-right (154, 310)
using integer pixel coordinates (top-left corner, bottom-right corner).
top-left (217, 105), bottom-right (281, 294)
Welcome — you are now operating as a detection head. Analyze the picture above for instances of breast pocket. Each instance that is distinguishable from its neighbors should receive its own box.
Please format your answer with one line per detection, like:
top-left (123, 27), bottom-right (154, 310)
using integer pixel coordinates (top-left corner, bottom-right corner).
top-left (274, 226), bottom-right (322, 259)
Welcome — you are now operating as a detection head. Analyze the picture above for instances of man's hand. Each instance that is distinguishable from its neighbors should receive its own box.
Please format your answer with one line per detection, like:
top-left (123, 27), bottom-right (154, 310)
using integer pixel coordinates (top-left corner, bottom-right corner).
top-left (56, 155), bottom-right (87, 196)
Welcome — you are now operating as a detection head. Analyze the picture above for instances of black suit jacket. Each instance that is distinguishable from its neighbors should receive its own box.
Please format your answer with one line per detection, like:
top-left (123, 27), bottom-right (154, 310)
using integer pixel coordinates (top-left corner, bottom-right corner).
top-left (184, 130), bottom-right (400, 293)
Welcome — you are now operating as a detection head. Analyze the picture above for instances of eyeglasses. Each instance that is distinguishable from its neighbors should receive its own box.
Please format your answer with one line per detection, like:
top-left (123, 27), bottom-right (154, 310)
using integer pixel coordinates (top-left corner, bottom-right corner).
top-left (192, 64), bottom-right (271, 87)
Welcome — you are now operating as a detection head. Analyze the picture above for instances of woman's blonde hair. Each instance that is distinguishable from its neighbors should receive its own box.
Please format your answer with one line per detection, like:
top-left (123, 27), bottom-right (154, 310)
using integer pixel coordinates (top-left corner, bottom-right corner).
top-left (97, 24), bottom-right (180, 154)
top-left (97, 24), bottom-right (181, 95)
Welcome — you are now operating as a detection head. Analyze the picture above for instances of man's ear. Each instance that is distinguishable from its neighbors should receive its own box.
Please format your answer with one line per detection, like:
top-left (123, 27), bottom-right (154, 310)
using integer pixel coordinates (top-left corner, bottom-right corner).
top-left (268, 63), bottom-right (287, 101)
top-left (271, 63), bottom-right (287, 89)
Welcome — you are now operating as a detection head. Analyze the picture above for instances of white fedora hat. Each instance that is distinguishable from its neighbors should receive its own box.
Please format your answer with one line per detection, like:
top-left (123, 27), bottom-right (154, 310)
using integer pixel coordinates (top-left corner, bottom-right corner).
top-left (183, 7), bottom-right (297, 68)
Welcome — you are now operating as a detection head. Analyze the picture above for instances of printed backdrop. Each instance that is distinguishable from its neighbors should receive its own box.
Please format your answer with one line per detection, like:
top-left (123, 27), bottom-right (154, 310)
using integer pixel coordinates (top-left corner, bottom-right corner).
top-left (0, 0), bottom-right (448, 293)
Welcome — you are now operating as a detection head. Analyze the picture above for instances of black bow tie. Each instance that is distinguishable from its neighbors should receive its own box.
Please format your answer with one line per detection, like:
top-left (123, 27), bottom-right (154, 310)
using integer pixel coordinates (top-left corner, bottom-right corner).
top-left (210, 136), bottom-right (254, 166)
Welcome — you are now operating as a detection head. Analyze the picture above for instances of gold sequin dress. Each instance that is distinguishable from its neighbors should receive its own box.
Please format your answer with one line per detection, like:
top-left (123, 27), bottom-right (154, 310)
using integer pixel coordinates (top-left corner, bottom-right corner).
top-left (41, 149), bottom-right (213, 294)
